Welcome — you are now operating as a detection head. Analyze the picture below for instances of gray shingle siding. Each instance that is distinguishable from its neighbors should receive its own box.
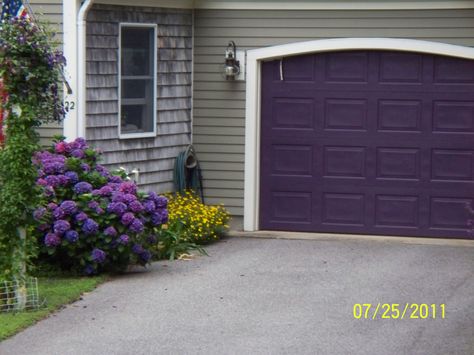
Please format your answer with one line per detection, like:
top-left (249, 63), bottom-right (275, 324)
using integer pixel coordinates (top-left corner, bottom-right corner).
top-left (85, 4), bottom-right (193, 193)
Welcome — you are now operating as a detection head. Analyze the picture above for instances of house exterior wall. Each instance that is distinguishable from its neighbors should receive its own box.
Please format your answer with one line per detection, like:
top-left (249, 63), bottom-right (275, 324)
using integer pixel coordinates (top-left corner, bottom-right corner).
top-left (193, 8), bottom-right (474, 216)
top-left (85, 4), bottom-right (193, 193)
top-left (1, 0), bottom-right (64, 146)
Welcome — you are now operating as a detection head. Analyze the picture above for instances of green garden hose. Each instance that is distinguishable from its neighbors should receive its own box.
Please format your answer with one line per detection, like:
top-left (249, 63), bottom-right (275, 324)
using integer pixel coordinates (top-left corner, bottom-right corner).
top-left (173, 145), bottom-right (204, 202)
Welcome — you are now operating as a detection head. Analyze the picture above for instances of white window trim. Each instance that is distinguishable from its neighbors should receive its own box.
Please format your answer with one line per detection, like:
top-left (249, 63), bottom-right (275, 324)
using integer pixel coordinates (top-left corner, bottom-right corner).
top-left (244, 37), bottom-right (474, 232)
top-left (118, 23), bottom-right (158, 139)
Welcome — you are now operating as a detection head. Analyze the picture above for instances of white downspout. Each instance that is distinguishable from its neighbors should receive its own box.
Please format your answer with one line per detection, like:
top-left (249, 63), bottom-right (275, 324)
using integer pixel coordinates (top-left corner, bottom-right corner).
top-left (77, 0), bottom-right (95, 139)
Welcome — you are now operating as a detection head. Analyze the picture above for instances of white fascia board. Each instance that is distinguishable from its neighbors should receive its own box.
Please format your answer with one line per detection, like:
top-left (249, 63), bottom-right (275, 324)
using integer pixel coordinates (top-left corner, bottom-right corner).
top-left (195, 0), bottom-right (474, 10)
top-left (243, 38), bottom-right (474, 231)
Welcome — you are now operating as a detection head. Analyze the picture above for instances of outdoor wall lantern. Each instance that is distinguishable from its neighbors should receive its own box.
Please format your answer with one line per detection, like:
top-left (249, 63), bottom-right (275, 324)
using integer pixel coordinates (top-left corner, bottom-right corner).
top-left (223, 41), bottom-right (241, 80)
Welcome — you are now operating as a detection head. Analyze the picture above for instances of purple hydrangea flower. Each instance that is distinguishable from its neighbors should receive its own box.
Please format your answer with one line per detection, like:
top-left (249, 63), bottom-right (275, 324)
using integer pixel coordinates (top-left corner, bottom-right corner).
top-left (123, 194), bottom-right (137, 204)
top-left (109, 175), bottom-right (123, 184)
top-left (65, 230), bottom-right (79, 243)
top-left (119, 182), bottom-right (137, 194)
top-left (74, 138), bottom-right (87, 150)
top-left (82, 218), bottom-right (99, 235)
top-left (33, 207), bottom-right (46, 221)
top-left (104, 226), bottom-right (117, 237)
top-left (95, 207), bottom-right (105, 215)
top-left (60, 200), bottom-right (77, 215)
top-left (132, 244), bottom-right (144, 254)
top-left (37, 178), bottom-right (48, 186)
top-left (71, 149), bottom-right (85, 159)
top-left (91, 248), bottom-right (106, 263)
top-left (75, 212), bottom-right (88, 223)
top-left (118, 234), bottom-right (129, 245)
top-left (161, 209), bottom-right (169, 224)
top-left (121, 212), bottom-right (135, 226)
top-left (73, 181), bottom-right (93, 194)
top-left (151, 210), bottom-right (168, 226)
top-left (65, 171), bottom-right (79, 184)
top-left (111, 192), bottom-right (126, 203)
top-left (99, 185), bottom-right (113, 196)
top-left (52, 207), bottom-right (66, 220)
top-left (57, 175), bottom-right (69, 186)
top-left (128, 200), bottom-right (144, 213)
top-left (45, 175), bottom-right (60, 187)
top-left (44, 233), bottom-right (61, 247)
top-left (95, 165), bottom-right (110, 178)
top-left (107, 202), bottom-right (127, 216)
top-left (129, 219), bottom-right (144, 233)
top-left (53, 220), bottom-right (71, 235)
top-left (80, 163), bottom-right (90, 172)
top-left (155, 196), bottom-right (168, 208)
top-left (143, 200), bottom-right (156, 213)
top-left (147, 191), bottom-right (158, 201)
top-left (88, 201), bottom-right (99, 210)
top-left (139, 250), bottom-right (151, 263)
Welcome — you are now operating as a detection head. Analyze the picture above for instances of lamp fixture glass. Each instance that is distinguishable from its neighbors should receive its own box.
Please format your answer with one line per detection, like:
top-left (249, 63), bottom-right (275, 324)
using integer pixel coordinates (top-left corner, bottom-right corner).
top-left (223, 41), bottom-right (240, 80)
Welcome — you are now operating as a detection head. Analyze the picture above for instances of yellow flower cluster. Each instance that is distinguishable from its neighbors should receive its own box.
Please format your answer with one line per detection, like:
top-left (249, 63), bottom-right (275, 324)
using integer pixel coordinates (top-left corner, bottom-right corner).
top-left (166, 190), bottom-right (230, 243)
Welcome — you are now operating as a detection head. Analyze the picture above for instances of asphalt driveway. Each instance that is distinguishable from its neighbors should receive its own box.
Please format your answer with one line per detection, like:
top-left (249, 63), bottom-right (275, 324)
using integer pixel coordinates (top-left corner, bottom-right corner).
top-left (1, 236), bottom-right (473, 355)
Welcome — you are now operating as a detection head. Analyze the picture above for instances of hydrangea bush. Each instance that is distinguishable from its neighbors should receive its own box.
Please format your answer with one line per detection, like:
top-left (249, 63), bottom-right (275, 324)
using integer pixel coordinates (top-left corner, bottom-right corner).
top-left (32, 138), bottom-right (168, 274)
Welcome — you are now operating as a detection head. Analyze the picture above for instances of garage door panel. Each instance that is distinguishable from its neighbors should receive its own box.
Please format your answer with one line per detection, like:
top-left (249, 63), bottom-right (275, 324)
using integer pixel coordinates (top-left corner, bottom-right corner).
top-left (271, 97), bottom-right (315, 130)
top-left (261, 50), bottom-right (474, 238)
top-left (432, 101), bottom-right (474, 133)
top-left (431, 149), bottom-right (474, 181)
top-left (271, 144), bottom-right (314, 176)
top-left (433, 56), bottom-right (474, 83)
top-left (323, 146), bottom-right (367, 178)
top-left (430, 197), bottom-right (473, 230)
top-left (324, 51), bottom-right (369, 83)
top-left (377, 99), bottom-right (422, 132)
top-left (324, 98), bottom-right (368, 131)
top-left (322, 193), bottom-right (366, 226)
top-left (376, 148), bottom-right (421, 180)
top-left (378, 52), bottom-right (424, 83)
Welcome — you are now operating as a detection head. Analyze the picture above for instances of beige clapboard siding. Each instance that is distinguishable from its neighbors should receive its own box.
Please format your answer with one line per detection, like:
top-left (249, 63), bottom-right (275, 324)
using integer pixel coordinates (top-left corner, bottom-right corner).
top-left (193, 8), bottom-right (474, 216)
top-left (85, 4), bottom-right (193, 194)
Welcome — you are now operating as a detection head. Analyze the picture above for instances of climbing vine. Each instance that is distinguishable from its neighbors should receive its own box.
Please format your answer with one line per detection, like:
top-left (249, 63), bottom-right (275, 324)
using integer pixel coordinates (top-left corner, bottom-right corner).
top-left (0, 16), bottom-right (65, 279)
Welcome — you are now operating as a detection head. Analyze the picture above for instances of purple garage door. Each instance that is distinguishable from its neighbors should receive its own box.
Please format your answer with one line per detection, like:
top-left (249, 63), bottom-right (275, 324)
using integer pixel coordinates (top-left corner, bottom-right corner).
top-left (260, 50), bottom-right (474, 238)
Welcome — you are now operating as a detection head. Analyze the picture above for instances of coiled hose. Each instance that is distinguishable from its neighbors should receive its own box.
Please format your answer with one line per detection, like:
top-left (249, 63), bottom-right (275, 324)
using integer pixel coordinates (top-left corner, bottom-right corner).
top-left (173, 145), bottom-right (204, 202)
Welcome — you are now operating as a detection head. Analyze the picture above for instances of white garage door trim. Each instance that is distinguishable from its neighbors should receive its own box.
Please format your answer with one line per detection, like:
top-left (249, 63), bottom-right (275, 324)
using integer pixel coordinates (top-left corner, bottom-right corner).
top-left (244, 37), bottom-right (474, 232)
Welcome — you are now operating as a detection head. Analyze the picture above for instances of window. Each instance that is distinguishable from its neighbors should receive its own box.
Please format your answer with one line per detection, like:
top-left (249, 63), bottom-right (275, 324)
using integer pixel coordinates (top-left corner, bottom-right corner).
top-left (119, 24), bottom-right (157, 138)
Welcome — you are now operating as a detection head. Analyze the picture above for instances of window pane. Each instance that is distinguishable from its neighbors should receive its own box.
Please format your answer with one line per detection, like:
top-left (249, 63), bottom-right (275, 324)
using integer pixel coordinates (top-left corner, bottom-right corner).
top-left (121, 103), bottom-right (154, 134)
top-left (121, 79), bottom-right (151, 99)
top-left (120, 26), bottom-right (155, 136)
top-left (121, 28), bottom-right (153, 76)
